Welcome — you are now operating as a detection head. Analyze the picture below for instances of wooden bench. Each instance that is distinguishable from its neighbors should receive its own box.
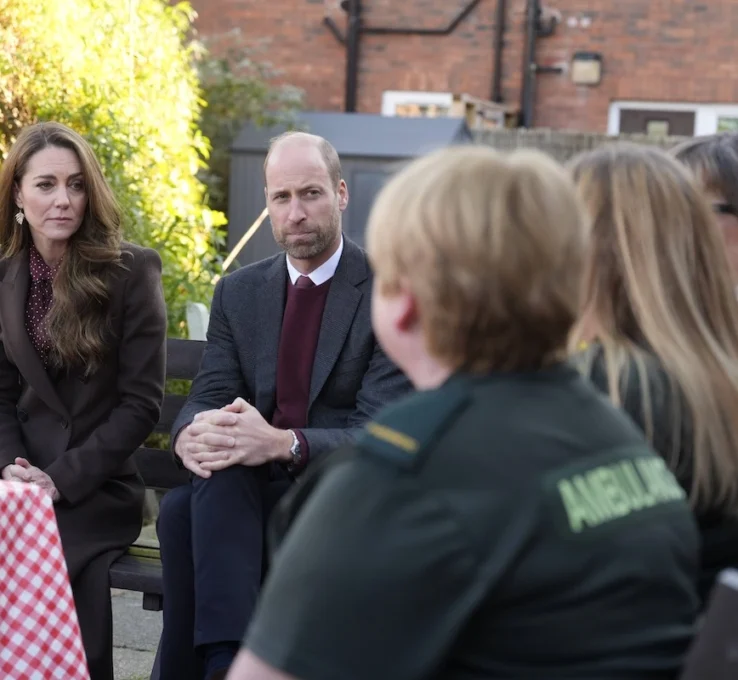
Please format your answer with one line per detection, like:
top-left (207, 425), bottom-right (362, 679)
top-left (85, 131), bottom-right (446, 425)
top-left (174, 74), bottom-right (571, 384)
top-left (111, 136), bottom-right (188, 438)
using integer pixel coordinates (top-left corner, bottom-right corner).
top-left (109, 337), bottom-right (205, 611)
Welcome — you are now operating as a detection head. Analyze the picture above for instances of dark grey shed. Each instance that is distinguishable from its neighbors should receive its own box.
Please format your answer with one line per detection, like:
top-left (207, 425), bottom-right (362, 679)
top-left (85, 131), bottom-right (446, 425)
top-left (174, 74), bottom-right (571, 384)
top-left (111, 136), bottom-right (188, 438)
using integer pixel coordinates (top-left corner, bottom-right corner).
top-left (227, 111), bottom-right (472, 267)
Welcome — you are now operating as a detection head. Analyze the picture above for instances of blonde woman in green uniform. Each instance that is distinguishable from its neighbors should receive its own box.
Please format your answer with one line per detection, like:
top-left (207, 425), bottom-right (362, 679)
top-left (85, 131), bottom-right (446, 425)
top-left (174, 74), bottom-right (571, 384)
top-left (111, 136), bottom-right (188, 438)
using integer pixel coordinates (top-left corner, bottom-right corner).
top-left (570, 143), bottom-right (738, 602)
top-left (227, 146), bottom-right (700, 680)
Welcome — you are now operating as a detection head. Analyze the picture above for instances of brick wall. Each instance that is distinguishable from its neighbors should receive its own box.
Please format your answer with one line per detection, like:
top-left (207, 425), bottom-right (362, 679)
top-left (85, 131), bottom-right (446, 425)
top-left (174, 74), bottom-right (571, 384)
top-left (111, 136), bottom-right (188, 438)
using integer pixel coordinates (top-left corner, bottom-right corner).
top-left (188, 0), bottom-right (738, 132)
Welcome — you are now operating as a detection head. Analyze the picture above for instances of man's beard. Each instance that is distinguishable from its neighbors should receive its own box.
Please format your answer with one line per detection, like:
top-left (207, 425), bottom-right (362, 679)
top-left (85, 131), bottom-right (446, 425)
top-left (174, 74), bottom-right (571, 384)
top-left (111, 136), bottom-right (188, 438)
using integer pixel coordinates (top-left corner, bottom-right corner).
top-left (276, 211), bottom-right (340, 260)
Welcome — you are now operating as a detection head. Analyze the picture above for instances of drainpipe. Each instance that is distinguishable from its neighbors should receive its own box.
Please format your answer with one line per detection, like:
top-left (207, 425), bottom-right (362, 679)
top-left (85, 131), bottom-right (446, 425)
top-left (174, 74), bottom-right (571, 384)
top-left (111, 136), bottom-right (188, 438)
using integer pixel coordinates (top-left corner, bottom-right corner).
top-left (491, 0), bottom-right (506, 103)
top-left (326, 0), bottom-right (483, 113)
top-left (344, 0), bottom-right (361, 112)
top-left (520, 0), bottom-right (539, 127)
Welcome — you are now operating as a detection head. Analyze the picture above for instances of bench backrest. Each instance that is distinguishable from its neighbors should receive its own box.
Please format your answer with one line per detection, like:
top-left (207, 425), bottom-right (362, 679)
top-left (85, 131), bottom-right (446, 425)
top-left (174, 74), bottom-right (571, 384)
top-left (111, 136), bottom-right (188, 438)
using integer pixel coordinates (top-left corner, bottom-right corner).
top-left (133, 337), bottom-right (206, 490)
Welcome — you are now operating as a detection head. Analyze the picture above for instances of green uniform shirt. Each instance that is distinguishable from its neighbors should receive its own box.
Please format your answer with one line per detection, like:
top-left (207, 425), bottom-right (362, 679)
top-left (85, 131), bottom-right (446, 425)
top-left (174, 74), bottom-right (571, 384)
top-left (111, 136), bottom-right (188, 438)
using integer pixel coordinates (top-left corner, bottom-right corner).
top-left (245, 363), bottom-right (699, 680)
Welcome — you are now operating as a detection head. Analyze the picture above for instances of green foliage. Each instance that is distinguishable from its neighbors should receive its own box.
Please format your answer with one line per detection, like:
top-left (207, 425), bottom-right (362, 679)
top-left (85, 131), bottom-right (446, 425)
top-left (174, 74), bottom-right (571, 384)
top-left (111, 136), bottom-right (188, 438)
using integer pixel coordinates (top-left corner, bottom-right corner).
top-left (146, 378), bottom-right (191, 450)
top-left (197, 37), bottom-right (303, 216)
top-left (0, 0), bottom-right (299, 336)
top-left (0, 1), bottom-right (302, 334)
top-left (1, 2), bottom-right (303, 454)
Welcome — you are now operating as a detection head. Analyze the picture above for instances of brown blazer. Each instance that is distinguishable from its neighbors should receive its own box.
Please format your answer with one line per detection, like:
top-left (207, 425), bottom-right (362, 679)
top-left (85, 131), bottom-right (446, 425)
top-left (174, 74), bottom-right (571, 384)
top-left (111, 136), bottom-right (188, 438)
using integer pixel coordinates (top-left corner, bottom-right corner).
top-left (0, 242), bottom-right (166, 577)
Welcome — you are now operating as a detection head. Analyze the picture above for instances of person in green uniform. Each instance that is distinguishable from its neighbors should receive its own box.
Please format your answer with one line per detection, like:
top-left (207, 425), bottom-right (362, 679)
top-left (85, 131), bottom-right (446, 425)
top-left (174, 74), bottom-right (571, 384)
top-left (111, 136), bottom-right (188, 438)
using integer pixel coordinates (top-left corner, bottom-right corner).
top-left (226, 146), bottom-right (700, 680)
top-left (568, 143), bottom-right (738, 603)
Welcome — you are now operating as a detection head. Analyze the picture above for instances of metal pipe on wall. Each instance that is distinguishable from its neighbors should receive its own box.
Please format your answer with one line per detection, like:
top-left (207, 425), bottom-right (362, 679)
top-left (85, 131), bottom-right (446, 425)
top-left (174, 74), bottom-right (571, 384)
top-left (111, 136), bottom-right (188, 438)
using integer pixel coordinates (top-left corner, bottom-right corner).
top-left (327, 0), bottom-right (487, 113)
top-left (491, 0), bottom-right (506, 103)
top-left (520, 0), bottom-right (539, 128)
top-left (344, 0), bottom-right (362, 112)
top-left (364, 0), bottom-right (482, 35)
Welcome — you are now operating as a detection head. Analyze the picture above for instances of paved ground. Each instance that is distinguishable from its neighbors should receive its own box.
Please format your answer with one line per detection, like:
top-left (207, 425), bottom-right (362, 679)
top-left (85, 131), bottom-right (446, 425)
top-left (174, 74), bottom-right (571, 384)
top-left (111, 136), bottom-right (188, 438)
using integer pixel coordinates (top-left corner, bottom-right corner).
top-left (112, 588), bottom-right (161, 680)
top-left (113, 520), bottom-right (162, 680)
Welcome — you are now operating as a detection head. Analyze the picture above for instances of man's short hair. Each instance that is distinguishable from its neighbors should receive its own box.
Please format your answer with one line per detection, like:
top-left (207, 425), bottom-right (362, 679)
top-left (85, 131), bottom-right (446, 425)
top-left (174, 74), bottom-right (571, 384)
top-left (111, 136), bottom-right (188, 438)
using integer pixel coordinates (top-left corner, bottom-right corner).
top-left (263, 131), bottom-right (342, 188)
top-left (366, 145), bottom-right (588, 373)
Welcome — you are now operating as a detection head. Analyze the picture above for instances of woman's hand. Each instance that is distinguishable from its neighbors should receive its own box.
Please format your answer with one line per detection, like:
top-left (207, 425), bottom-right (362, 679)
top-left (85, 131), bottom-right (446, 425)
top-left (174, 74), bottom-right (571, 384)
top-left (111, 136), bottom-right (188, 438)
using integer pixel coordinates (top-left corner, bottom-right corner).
top-left (2, 461), bottom-right (31, 482)
top-left (3, 458), bottom-right (60, 502)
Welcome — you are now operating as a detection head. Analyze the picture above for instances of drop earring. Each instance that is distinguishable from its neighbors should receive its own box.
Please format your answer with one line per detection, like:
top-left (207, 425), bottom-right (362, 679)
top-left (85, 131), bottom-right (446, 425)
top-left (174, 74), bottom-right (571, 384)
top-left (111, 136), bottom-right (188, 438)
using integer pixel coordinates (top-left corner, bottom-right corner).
top-left (14, 210), bottom-right (24, 225)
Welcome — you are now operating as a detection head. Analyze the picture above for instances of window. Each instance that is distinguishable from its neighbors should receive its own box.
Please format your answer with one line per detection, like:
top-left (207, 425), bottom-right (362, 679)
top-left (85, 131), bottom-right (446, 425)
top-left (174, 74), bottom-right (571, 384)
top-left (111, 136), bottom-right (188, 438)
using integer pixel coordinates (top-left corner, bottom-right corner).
top-left (393, 102), bottom-right (450, 118)
top-left (717, 117), bottom-right (738, 132)
top-left (646, 120), bottom-right (673, 137)
top-left (617, 109), bottom-right (694, 136)
top-left (609, 102), bottom-right (738, 137)
top-left (381, 91), bottom-right (453, 118)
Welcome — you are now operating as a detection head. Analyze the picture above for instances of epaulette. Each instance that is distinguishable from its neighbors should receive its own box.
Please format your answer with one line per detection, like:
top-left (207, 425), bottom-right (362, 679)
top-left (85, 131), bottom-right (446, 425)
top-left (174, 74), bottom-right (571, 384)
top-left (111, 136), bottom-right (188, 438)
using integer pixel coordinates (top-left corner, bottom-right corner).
top-left (356, 381), bottom-right (471, 469)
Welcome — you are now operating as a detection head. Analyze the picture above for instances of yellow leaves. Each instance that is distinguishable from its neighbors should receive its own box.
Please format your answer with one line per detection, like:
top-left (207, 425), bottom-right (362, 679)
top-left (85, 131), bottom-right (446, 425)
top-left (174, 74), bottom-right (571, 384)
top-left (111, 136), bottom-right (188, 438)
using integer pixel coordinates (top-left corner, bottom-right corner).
top-left (0, 0), bottom-right (228, 336)
top-left (1, 0), bottom-right (295, 336)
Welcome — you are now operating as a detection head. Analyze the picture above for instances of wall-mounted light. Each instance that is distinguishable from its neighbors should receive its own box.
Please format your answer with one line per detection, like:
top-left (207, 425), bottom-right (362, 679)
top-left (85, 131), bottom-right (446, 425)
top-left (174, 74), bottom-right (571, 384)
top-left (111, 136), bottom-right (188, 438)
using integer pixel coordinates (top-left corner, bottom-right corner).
top-left (571, 51), bottom-right (602, 86)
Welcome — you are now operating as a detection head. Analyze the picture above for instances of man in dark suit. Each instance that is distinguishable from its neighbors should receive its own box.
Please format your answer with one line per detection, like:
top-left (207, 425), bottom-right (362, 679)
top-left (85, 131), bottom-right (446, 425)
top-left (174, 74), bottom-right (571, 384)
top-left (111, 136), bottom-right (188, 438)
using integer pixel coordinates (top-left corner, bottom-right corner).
top-left (156, 131), bottom-right (411, 680)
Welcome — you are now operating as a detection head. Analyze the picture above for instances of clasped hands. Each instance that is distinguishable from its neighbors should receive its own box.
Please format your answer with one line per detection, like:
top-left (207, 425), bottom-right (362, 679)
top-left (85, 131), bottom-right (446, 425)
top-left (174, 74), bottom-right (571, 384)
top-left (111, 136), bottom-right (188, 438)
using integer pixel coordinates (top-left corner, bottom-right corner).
top-left (1, 457), bottom-right (60, 502)
top-left (175, 397), bottom-right (293, 479)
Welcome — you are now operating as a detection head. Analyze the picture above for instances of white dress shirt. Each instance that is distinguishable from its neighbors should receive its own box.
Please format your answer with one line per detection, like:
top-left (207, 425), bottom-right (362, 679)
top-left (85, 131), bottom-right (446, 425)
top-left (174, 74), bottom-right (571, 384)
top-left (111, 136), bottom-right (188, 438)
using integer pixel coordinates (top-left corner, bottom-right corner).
top-left (286, 235), bottom-right (344, 286)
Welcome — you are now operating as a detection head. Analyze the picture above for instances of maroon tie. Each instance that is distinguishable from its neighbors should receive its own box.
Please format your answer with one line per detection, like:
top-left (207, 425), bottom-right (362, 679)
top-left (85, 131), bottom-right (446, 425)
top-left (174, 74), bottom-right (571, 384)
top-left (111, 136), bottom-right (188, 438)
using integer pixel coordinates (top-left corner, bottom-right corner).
top-left (272, 273), bottom-right (322, 430)
top-left (295, 275), bottom-right (314, 289)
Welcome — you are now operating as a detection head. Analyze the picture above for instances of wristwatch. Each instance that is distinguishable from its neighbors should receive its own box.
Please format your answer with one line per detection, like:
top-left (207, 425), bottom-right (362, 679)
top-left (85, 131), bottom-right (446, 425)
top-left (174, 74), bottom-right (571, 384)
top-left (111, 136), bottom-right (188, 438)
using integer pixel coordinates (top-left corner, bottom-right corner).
top-left (286, 429), bottom-right (302, 472)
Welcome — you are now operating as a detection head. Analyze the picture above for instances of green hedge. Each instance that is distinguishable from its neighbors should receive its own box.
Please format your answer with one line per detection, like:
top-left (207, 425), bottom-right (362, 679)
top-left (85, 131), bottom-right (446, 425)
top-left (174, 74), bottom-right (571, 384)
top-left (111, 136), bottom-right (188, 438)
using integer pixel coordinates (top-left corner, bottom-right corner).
top-left (0, 0), bottom-right (300, 335)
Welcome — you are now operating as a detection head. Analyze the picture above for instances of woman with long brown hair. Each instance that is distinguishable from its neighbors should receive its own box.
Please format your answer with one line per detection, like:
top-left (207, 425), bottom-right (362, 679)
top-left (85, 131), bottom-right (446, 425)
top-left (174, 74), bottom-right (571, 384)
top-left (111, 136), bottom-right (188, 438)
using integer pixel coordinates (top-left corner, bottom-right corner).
top-left (0, 121), bottom-right (167, 678)
top-left (569, 143), bottom-right (738, 601)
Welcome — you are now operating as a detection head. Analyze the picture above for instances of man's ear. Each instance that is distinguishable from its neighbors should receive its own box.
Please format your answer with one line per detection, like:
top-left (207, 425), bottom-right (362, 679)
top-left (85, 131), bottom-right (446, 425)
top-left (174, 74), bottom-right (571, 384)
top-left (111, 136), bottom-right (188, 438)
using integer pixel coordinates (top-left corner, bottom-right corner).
top-left (337, 179), bottom-right (349, 211)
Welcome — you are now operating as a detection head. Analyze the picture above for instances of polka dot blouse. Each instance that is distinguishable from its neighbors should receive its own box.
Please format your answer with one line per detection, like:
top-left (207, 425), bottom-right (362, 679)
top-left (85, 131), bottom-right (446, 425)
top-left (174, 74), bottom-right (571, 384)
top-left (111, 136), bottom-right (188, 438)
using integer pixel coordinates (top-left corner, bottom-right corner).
top-left (25, 245), bottom-right (61, 367)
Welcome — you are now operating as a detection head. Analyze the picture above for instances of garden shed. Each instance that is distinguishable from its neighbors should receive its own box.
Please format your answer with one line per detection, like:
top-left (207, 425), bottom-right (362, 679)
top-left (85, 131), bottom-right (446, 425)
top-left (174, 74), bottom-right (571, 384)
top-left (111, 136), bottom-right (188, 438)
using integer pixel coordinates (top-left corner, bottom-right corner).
top-left (227, 111), bottom-right (472, 267)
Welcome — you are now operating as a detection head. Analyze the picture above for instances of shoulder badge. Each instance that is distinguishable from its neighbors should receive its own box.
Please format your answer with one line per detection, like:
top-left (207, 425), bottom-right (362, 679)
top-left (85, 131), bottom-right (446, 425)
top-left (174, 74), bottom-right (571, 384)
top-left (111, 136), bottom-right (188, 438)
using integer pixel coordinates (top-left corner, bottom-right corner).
top-left (356, 381), bottom-right (471, 469)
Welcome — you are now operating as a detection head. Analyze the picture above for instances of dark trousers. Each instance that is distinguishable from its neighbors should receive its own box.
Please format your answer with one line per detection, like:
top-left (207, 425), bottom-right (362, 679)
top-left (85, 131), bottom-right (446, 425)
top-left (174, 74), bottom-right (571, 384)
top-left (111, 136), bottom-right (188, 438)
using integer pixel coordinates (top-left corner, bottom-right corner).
top-left (157, 464), bottom-right (291, 680)
top-left (72, 552), bottom-right (119, 680)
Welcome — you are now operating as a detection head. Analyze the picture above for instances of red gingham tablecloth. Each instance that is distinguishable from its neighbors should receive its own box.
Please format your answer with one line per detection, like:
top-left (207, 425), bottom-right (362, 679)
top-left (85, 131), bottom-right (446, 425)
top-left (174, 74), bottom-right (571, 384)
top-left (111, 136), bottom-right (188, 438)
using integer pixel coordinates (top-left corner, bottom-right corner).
top-left (0, 481), bottom-right (90, 680)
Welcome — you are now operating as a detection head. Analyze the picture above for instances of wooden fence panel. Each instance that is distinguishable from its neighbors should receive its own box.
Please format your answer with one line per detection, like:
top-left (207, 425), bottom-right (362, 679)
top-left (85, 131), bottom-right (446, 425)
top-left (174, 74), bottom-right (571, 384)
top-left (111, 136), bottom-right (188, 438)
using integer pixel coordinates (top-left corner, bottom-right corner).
top-left (474, 128), bottom-right (689, 163)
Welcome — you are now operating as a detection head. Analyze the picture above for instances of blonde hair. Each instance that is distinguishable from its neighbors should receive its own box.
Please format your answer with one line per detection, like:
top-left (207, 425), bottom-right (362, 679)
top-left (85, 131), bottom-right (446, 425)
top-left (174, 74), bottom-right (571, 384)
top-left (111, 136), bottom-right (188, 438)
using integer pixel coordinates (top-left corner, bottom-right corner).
top-left (0, 121), bottom-right (123, 374)
top-left (366, 145), bottom-right (588, 373)
top-left (569, 142), bottom-right (738, 512)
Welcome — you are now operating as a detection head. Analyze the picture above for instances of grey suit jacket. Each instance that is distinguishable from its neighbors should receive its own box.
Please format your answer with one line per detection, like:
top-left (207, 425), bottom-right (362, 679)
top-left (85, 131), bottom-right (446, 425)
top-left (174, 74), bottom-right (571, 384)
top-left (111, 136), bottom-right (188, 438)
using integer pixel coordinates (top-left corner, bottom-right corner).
top-left (172, 236), bottom-right (412, 460)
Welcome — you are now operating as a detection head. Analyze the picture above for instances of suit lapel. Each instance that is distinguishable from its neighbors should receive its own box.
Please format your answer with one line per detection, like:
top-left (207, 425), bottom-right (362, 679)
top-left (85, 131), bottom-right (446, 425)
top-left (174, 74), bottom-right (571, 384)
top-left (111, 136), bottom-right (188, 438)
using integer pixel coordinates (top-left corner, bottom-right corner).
top-left (309, 239), bottom-right (366, 406)
top-left (255, 256), bottom-right (287, 414)
top-left (0, 254), bottom-right (69, 418)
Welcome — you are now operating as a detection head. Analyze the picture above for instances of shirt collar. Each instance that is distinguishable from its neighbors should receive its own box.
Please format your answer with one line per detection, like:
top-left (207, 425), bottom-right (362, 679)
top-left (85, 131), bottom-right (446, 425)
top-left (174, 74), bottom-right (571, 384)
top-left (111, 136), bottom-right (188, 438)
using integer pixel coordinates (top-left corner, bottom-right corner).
top-left (286, 235), bottom-right (344, 286)
top-left (29, 244), bottom-right (60, 282)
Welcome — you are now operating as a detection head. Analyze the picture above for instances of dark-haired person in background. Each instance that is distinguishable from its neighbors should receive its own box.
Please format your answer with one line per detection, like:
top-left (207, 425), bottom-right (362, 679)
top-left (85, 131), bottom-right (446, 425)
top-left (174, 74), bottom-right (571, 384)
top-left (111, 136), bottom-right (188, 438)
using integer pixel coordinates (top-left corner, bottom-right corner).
top-left (673, 133), bottom-right (738, 289)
